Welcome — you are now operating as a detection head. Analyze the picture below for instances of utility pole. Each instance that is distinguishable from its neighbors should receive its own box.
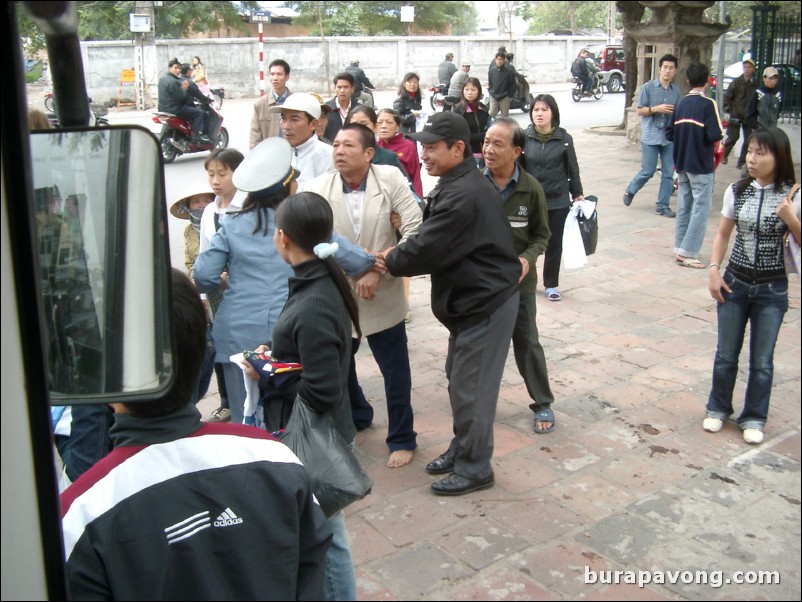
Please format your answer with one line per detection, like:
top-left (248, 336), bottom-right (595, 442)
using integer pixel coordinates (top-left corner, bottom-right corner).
top-left (133, 1), bottom-right (157, 110)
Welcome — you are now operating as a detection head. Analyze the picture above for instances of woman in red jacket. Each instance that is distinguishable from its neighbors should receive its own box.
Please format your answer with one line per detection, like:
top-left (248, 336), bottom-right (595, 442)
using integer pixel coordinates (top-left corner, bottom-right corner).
top-left (377, 108), bottom-right (423, 198)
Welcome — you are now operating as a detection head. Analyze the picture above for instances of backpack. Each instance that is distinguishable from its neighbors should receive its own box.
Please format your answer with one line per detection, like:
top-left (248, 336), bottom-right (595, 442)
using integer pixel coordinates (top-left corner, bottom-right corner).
top-left (570, 58), bottom-right (584, 78)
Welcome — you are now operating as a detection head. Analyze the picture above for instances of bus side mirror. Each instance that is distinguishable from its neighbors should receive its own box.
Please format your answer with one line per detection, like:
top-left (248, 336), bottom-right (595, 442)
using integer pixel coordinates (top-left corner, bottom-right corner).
top-left (30, 126), bottom-right (174, 404)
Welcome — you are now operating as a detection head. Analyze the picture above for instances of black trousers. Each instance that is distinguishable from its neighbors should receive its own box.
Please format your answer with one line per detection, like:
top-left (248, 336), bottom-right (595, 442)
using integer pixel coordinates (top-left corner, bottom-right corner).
top-left (543, 206), bottom-right (570, 289)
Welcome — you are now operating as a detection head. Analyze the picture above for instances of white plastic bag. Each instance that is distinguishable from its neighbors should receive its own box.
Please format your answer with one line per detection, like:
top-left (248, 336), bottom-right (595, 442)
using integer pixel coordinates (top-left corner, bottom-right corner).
top-left (562, 209), bottom-right (587, 269)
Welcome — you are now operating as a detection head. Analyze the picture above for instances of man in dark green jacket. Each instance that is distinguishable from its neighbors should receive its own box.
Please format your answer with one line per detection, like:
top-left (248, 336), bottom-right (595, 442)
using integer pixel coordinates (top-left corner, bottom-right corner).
top-left (482, 118), bottom-right (556, 434)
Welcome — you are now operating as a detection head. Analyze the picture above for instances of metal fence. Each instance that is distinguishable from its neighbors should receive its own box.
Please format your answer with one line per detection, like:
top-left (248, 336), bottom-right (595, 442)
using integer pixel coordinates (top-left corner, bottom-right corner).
top-left (751, 6), bottom-right (801, 123)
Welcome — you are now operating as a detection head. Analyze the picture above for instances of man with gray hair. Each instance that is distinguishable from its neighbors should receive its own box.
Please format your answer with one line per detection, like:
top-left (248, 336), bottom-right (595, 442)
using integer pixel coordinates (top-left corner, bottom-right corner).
top-left (482, 118), bottom-right (556, 434)
top-left (448, 61), bottom-right (471, 100)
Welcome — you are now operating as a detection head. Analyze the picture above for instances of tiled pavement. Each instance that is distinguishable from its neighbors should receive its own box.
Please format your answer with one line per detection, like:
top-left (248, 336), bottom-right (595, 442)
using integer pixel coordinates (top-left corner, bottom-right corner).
top-left (200, 122), bottom-right (801, 600)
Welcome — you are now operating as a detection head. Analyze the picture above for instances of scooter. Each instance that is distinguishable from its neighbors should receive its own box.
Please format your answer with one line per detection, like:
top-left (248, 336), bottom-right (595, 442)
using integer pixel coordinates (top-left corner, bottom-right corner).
top-left (45, 98), bottom-right (109, 127)
top-left (508, 71), bottom-right (535, 113)
top-left (152, 102), bottom-right (229, 164)
top-left (571, 73), bottom-right (604, 102)
top-left (429, 83), bottom-right (448, 111)
top-left (211, 87), bottom-right (225, 109)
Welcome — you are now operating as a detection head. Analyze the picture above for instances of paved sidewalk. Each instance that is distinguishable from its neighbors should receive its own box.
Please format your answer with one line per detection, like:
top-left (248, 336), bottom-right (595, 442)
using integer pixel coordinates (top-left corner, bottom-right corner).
top-left (345, 128), bottom-right (801, 600)
top-left (191, 106), bottom-right (801, 599)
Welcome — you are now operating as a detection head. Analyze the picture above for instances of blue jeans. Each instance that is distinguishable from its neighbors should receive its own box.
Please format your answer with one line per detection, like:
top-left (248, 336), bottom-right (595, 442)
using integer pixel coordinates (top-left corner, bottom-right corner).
top-left (626, 142), bottom-right (674, 209)
top-left (60, 404), bottom-right (114, 482)
top-left (674, 171), bottom-right (714, 258)
top-left (706, 272), bottom-right (788, 429)
top-left (322, 511), bottom-right (356, 601)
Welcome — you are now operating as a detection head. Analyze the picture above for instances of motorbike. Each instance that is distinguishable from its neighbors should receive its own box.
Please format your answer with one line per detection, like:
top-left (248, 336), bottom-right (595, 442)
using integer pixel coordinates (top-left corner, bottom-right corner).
top-left (211, 87), bottom-right (225, 109)
top-left (152, 102), bottom-right (229, 164)
top-left (571, 73), bottom-right (604, 102)
top-left (508, 71), bottom-right (534, 113)
top-left (429, 83), bottom-right (448, 111)
top-left (428, 84), bottom-right (461, 112)
top-left (45, 98), bottom-right (109, 127)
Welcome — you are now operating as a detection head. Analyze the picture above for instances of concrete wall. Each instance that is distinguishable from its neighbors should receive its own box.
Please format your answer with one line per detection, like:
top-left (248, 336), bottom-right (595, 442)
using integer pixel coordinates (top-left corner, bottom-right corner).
top-left (82, 35), bottom-right (610, 105)
top-left (79, 34), bottom-right (745, 106)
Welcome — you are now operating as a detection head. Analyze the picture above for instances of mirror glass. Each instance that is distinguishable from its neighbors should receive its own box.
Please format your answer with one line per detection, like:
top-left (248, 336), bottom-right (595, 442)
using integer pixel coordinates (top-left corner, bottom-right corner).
top-left (30, 127), bottom-right (173, 403)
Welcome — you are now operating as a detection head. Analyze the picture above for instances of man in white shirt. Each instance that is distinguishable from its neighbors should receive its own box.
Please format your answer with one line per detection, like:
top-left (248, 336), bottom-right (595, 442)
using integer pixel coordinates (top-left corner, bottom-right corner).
top-left (268, 92), bottom-right (333, 183)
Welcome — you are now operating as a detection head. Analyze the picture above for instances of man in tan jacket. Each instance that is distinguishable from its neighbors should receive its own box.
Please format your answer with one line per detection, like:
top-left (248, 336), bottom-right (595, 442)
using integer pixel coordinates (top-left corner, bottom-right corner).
top-left (249, 59), bottom-right (292, 149)
top-left (301, 123), bottom-right (422, 468)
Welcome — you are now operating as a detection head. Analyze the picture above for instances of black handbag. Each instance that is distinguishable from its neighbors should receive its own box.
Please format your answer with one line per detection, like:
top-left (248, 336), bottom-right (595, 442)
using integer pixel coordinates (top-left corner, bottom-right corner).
top-left (576, 195), bottom-right (598, 256)
top-left (280, 398), bottom-right (372, 517)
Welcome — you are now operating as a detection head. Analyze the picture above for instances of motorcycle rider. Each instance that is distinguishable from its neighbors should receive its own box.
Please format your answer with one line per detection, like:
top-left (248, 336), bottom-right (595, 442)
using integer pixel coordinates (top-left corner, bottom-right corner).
top-left (438, 53), bottom-right (458, 88)
top-left (180, 63), bottom-right (215, 141)
top-left (571, 50), bottom-right (595, 97)
top-left (158, 58), bottom-right (210, 143)
top-left (345, 60), bottom-right (375, 108)
top-left (447, 61), bottom-right (471, 103)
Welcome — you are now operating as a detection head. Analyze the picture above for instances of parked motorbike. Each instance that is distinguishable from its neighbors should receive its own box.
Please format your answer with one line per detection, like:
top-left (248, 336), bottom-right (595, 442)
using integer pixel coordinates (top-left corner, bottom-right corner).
top-left (429, 83), bottom-right (447, 111)
top-left (428, 84), bottom-right (460, 112)
top-left (571, 73), bottom-right (604, 102)
top-left (152, 103), bottom-right (229, 164)
top-left (508, 71), bottom-right (534, 113)
top-left (45, 99), bottom-right (109, 127)
top-left (211, 87), bottom-right (225, 109)
top-left (44, 91), bottom-right (55, 112)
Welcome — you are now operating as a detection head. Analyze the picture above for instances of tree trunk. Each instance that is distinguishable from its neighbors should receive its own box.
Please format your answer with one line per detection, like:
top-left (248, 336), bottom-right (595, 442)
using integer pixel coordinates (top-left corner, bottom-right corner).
top-left (616, 1), bottom-right (645, 129)
top-left (569, 2), bottom-right (578, 35)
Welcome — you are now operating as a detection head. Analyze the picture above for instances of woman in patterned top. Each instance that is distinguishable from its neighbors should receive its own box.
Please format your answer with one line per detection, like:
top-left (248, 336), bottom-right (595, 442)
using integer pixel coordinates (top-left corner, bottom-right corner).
top-left (704, 127), bottom-right (800, 445)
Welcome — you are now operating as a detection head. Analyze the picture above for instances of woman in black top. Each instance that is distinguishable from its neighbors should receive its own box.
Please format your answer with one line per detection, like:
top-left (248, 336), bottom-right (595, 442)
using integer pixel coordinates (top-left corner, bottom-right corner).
top-left (452, 76), bottom-right (491, 166)
top-left (393, 72), bottom-right (423, 134)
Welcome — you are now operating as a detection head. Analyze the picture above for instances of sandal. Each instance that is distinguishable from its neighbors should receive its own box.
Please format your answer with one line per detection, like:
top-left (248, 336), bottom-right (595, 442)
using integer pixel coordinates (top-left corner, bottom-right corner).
top-left (545, 288), bottom-right (562, 302)
top-left (533, 407), bottom-right (556, 434)
top-left (676, 256), bottom-right (706, 269)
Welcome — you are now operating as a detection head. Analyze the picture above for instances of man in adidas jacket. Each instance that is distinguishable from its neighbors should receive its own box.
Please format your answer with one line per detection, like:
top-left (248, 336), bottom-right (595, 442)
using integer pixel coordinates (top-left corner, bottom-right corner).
top-left (60, 270), bottom-right (331, 601)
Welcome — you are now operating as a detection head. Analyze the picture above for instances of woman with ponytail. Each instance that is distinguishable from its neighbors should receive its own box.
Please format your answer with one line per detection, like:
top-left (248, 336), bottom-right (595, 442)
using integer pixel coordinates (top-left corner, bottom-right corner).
top-left (194, 138), bottom-right (374, 426)
top-left (272, 191), bottom-right (361, 602)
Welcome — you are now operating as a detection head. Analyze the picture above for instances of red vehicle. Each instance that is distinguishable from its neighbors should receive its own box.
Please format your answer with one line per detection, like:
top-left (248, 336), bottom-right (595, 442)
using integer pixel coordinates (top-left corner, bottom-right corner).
top-left (579, 44), bottom-right (626, 93)
top-left (152, 103), bottom-right (228, 164)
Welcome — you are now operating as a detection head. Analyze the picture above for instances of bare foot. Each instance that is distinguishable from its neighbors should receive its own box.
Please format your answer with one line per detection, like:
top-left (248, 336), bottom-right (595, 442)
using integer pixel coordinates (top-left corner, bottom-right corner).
top-left (535, 420), bottom-right (554, 432)
top-left (387, 449), bottom-right (414, 468)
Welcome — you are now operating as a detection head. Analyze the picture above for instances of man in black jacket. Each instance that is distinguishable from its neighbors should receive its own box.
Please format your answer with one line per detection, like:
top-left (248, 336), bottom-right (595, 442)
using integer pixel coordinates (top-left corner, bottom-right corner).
top-left (488, 52), bottom-right (518, 117)
top-left (345, 60), bottom-right (375, 107)
top-left (180, 63), bottom-right (214, 141)
top-left (571, 50), bottom-right (593, 96)
top-left (61, 270), bottom-right (331, 601)
top-left (157, 58), bottom-right (208, 143)
top-left (722, 58), bottom-right (757, 168)
top-left (383, 112), bottom-right (521, 496)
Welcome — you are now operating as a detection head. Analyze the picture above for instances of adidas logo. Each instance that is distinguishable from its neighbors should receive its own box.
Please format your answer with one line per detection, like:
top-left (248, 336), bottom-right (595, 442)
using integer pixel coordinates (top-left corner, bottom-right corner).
top-left (214, 507), bottom-right (244, 527)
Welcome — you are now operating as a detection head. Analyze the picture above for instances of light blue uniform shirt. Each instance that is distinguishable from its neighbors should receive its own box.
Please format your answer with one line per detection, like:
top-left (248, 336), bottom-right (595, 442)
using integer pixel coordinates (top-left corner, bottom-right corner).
top-left (638, 79), bottom-right (682, 146)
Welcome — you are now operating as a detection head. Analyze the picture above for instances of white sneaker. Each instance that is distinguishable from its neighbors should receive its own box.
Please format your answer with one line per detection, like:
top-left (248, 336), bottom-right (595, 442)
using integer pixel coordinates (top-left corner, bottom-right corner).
top-left (743, 428), bottom-right (764, 444)
top-left (703, 417), bottom-right (723, 433)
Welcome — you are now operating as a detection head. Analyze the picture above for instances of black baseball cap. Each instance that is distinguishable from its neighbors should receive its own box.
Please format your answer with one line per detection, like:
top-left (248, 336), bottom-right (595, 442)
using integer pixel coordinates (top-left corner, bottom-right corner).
top-left (407, 112), bottom-right (471, 146)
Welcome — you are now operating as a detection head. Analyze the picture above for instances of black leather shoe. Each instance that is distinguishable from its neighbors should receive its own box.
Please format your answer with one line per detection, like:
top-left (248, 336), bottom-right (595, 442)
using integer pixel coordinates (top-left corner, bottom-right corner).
top-left (425, 449), bottom-right (457, 475)
top-left (431, 472), bottom-right (495, 496)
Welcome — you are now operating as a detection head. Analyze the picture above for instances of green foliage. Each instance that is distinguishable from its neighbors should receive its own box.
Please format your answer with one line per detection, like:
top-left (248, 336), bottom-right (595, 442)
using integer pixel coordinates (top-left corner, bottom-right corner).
top-left (18, 1), bottom-right (257, 46)
top-left (523, 1), bottom-right (614, 35)
top-left (17, 4), bottom-right (47, 54)
top-left (25, 63), bottom-right (44, 84)
top-left (704, 1), bottom-right (800, 31)
top-left (285, 1), bottom-right (478, 36)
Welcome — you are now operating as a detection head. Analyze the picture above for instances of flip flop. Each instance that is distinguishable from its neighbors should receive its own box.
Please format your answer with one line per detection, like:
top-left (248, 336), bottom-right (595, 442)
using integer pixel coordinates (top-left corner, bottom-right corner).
top-left (533, 407), bottom-right (556, 434)
top-left (676, 257), bottom-right (706, 269)
top-left (545, 288), bottom-right (562, 302)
